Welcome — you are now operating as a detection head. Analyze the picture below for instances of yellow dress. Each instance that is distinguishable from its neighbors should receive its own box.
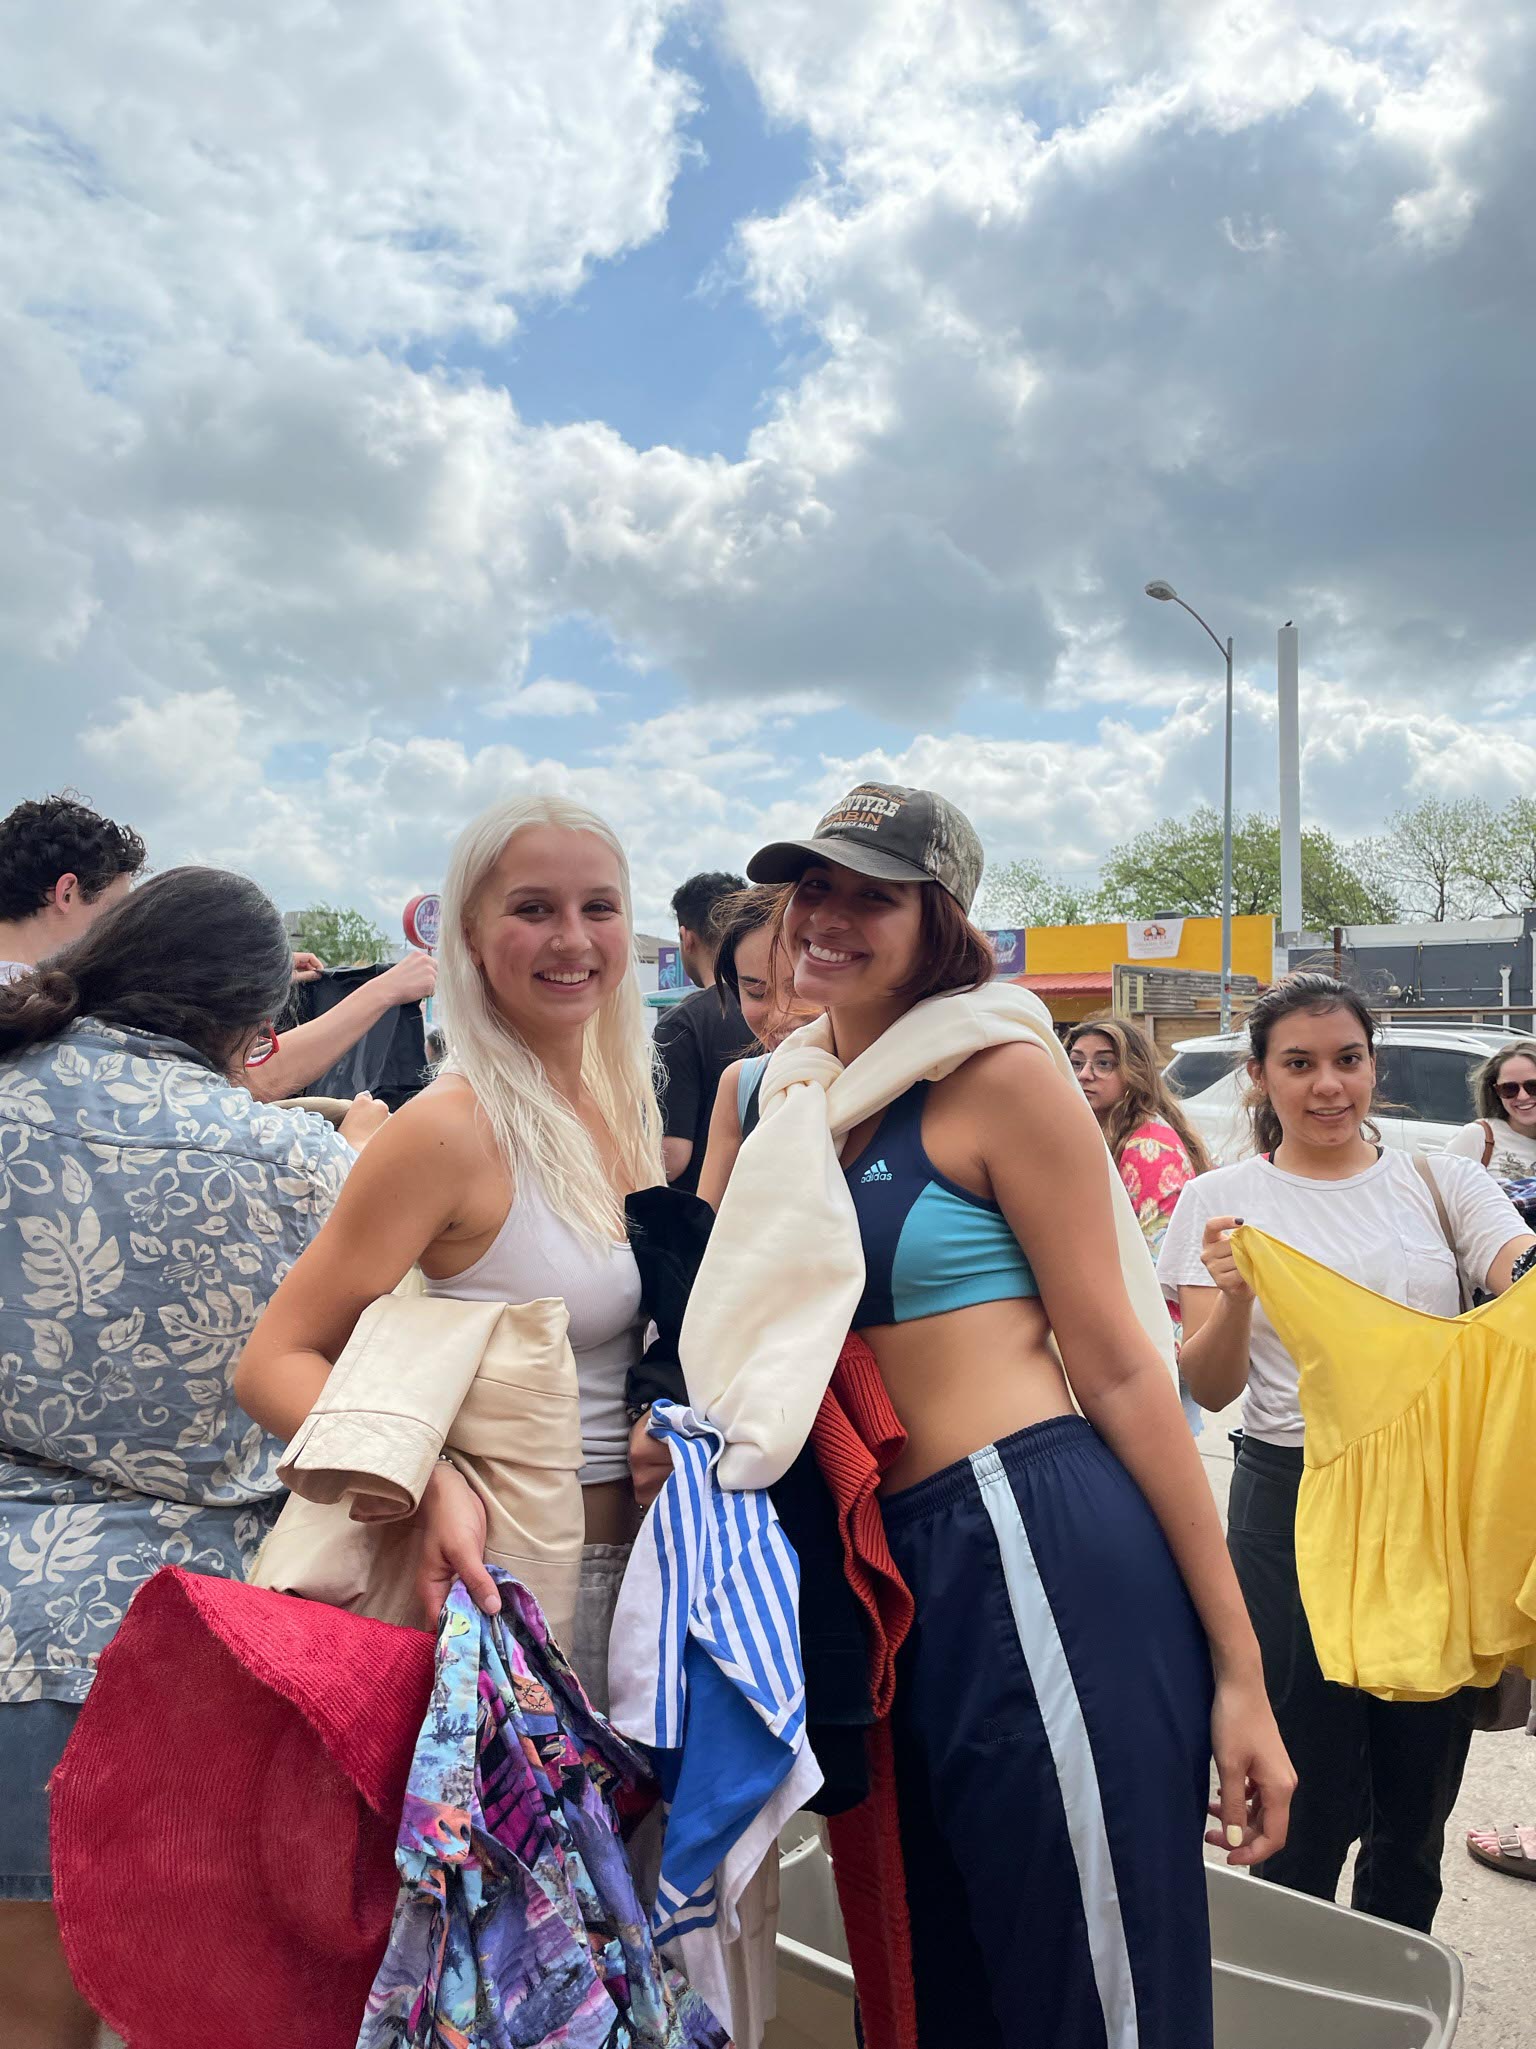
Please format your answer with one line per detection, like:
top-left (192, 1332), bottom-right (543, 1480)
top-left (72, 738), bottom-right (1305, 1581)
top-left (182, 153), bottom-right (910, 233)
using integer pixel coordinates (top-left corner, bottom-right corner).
top-left (1231, 1226), bottom-right (1536, 1701)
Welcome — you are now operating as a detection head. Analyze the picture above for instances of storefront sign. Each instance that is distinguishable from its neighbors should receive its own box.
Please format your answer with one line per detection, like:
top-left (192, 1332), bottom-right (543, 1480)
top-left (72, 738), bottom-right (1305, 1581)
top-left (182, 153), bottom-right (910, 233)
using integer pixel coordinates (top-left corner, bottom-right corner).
top-left (1125, 917), bottom-right (1185, 961)
top-left (657, 943), bottom-right (686, 991)
top-left (986, 928), bottom-right (1026, 974)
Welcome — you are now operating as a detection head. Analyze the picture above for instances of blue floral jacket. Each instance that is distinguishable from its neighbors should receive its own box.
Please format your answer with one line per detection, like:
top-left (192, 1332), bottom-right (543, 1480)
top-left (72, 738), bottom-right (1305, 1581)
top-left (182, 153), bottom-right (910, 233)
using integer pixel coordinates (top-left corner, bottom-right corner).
top-left (0, 1020), bottom-right (352, 1703)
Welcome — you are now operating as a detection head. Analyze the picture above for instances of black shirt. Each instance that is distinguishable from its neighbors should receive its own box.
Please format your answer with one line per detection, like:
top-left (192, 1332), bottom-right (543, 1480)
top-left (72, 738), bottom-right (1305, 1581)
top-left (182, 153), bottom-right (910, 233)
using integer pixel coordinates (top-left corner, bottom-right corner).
top-left (652, 984), bottom-right (754, 1195)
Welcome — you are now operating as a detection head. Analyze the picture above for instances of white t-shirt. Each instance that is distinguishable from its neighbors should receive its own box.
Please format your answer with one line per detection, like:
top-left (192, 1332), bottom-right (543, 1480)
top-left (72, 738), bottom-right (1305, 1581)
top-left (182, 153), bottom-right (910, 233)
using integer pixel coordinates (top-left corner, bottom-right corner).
top-left (0, 961), bottom-right (29, 983)
top-left (1157, 1149), bottom-right (1525, 1447)
top-left (1444, 1116), bottom-right (1536, 1182)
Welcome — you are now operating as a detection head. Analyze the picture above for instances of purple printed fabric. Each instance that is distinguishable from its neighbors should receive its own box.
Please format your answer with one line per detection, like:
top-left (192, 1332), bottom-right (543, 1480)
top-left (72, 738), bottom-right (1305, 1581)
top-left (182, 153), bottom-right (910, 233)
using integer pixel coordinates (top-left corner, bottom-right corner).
top-left (357, 1571), bottom-right (730, 2049)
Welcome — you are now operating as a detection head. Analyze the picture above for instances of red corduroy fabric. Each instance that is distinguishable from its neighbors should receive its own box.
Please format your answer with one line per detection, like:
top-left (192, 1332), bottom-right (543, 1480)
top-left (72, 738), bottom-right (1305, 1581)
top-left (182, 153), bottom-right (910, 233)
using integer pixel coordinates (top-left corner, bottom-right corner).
top-left (51, 1566), bottom-right (434, 2049)
top-left (813, 1336), bottom-right (918, 2049)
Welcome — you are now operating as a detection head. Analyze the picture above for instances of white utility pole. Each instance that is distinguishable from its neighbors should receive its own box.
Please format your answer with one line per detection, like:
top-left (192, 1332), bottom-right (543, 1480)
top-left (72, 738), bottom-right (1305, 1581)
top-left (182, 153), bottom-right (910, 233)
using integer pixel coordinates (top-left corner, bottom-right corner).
top-left (1277, 622), bottom-right (1302, 944)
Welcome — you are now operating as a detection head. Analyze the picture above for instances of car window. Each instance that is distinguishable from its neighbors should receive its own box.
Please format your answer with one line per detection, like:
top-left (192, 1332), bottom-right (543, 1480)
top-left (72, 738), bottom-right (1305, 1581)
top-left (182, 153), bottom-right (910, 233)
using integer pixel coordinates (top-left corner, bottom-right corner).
top-left (1402, 1047), bottom-right (1481, 1127)
top-left (1163, 1047), bottom-right (1240, 1099)
top-left (1373, 1043), bottom-right (1480, 1126)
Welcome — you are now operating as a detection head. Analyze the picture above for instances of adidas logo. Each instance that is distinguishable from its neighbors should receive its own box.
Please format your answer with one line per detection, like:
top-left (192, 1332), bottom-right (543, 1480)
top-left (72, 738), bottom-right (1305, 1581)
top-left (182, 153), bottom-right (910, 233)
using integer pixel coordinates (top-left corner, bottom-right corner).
top-left (860, 1159), bottom-right (892, 1184)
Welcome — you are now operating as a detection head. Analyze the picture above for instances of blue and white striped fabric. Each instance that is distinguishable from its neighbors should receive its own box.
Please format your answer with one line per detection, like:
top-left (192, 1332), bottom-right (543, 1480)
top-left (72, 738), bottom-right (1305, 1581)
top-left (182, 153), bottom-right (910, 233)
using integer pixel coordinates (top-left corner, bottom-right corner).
top-left (608, 1401), bottom-right (822, 1947)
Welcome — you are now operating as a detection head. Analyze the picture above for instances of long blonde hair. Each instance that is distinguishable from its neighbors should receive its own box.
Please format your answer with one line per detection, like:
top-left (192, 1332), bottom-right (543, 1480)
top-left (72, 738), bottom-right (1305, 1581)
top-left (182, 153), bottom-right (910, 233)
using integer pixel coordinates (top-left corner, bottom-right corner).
top-left (1064, 1014), bottom-right (1213, 1175)
top-left (435, 795), bottom-right (664, 1243)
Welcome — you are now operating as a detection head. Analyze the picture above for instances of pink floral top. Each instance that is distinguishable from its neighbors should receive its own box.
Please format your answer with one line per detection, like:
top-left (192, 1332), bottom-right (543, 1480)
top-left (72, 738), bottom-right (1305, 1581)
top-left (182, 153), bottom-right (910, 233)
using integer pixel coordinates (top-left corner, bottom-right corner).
top-left (1118, 1119), bottom-right (1197, 1330)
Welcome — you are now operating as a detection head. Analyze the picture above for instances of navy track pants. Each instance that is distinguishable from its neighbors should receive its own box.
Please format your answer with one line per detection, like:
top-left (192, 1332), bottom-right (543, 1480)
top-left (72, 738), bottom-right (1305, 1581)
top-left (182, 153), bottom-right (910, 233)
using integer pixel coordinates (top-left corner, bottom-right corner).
top-left (880, 1416), bottom-right (1214, 2049)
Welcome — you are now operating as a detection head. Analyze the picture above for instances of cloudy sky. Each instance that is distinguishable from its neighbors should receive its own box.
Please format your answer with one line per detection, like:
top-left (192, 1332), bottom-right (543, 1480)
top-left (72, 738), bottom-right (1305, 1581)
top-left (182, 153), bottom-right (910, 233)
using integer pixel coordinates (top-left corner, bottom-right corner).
top-left (6, 0), bottom-right (1534, 936)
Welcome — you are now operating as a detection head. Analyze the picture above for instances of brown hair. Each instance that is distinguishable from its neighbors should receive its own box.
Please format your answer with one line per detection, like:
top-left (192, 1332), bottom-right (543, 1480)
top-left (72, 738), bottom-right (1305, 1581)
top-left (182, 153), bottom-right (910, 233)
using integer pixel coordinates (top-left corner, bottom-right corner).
top-left (1471, 1038), bottom-right (1536, 1122)
top-left (1243, 972), bottom-right (1380, 1157)
top-left (894, 886), bottom-right (994, 1003)
top-left (0, 866), bottom-right (294, 1072)
top-left (1065, 1015), bottom-right (1214, 1175)
top-left (712, 885), bottom-right (794, 1017)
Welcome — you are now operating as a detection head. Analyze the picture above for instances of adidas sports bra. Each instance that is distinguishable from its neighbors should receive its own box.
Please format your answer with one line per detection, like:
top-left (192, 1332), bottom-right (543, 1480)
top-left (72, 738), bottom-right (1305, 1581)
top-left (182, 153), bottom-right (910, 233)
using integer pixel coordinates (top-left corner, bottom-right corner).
top-left (842, 1080), bottom-right (1038, 1327)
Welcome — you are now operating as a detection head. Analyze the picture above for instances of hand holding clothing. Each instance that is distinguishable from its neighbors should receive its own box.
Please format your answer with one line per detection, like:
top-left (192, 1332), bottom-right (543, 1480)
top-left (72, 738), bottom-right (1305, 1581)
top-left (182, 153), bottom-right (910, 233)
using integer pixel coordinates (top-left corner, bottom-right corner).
top-left (412, 1462), bottom-right (499, 1623)
top-left (377, 949), bottom-right (437, 1005)
top-left (1199, 1214), bottom-right (1253, 1301)
top-left (628, 1411), bottom-right (671, 1508)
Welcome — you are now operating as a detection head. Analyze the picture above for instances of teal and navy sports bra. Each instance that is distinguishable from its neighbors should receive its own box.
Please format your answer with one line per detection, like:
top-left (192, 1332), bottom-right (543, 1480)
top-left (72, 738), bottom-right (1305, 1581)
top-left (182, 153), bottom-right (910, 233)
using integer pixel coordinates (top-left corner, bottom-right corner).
top-left (841, 1080), bottom-right (1038, 1327)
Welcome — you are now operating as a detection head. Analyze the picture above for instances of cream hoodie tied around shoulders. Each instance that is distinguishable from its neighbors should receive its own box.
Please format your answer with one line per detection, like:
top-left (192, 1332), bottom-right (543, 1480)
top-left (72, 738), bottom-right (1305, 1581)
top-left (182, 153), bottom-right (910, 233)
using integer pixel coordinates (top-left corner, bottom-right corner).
top-left (679, 982), bottom-right (1178, 1490)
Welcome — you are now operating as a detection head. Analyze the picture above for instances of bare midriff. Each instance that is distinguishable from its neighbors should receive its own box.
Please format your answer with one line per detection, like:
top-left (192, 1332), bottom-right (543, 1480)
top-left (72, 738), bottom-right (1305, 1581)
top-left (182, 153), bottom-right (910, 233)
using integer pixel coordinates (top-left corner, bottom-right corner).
top-left (583, 1476), bottom-right (643, 1547)
top-left (865, 1293), bottom-right (1075, 1496)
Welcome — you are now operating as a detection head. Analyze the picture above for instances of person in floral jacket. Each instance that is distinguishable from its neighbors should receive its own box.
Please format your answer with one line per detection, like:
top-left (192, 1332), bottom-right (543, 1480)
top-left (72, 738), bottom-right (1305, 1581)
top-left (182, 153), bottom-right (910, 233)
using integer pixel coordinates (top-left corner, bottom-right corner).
top-left (0, 866), bottom-right (380, 2048)
top-left (1067, 1014), bottom-right (1214, 1433)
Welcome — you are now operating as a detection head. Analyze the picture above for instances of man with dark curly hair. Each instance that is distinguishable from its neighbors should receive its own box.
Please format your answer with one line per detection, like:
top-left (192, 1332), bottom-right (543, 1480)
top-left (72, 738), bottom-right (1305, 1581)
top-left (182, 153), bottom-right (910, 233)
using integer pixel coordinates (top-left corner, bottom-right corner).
top-left (0, 794), bottom-right (146, 982)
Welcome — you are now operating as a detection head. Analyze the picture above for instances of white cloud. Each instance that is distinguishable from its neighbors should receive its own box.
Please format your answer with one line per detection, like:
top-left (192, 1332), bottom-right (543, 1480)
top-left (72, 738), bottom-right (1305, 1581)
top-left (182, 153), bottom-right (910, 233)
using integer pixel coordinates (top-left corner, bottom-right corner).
top-left (6, 0), bottom-right (1536, 923)
top-left (488, 677), bottom-right (602, 718)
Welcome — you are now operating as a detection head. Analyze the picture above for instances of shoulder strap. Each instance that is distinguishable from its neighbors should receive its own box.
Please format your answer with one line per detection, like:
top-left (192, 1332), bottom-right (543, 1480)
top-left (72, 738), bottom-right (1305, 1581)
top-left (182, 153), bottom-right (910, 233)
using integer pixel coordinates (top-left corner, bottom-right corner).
top-left (1480, 1119), bottom-right (1495, 1169)
top-left (1413, 1153), bottom-right (1472, 1313)
top-left (737, 1054), bottom-right (770, 1138)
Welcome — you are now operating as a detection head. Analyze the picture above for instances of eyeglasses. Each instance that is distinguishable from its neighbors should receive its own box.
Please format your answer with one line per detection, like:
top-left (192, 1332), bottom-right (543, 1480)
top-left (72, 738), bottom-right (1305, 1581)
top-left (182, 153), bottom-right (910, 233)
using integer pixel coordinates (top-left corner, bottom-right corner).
top-left (245, 1022), bottom-right (281, 1069)
top-left (1495, 1078), bottom-right (1536, 1103)
top-left (1070, 1054), bottom-right (1119, 1077)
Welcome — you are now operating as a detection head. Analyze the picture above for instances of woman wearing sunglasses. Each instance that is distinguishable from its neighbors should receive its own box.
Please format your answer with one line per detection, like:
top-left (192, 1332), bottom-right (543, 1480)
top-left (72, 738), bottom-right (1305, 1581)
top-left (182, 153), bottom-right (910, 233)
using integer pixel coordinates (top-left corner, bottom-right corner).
top-left (0, 868), bottom-right (379, 2049)
top-left (1446, 1039), bottom-right (1536, 1181)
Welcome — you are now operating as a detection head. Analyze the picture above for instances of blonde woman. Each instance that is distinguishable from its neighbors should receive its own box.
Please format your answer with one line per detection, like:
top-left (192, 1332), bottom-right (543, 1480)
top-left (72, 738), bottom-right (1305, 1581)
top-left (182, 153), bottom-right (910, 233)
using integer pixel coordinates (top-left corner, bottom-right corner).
top-left (1445, 1038), bottom-right (1536, 1181)
top-left (236, 796), bottom-right (663, 1704)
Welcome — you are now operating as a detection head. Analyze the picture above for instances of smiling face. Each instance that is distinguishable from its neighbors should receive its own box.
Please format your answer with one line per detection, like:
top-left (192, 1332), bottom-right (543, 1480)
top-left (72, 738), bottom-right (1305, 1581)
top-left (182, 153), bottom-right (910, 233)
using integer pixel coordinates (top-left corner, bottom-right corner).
top-left (1069, 1030), bottom-right (1128, 1119)
top-left (1250, 1002), bottom-right (1376, 1152)
top-left (463, 825), bottom-right (632, 1040)
top-left (1493, 1050), bottom-right (1536, 1133)
top-left (733, 922), bottom-right (816, 1051)
top-left (783, 861), bottom-right (926, 1010)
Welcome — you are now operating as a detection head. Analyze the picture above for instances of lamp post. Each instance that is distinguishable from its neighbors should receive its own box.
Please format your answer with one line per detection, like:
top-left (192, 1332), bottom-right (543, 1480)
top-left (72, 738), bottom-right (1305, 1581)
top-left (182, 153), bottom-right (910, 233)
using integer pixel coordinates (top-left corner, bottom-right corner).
top-left (1145, 580), bottom-right (1235, 1031)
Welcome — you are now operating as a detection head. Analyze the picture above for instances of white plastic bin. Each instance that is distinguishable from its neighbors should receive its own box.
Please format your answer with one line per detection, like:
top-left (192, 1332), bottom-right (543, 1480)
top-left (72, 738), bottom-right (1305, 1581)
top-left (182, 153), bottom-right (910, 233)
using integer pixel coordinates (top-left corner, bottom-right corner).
top-left (769, 1824), bottom-right (1463, 2049)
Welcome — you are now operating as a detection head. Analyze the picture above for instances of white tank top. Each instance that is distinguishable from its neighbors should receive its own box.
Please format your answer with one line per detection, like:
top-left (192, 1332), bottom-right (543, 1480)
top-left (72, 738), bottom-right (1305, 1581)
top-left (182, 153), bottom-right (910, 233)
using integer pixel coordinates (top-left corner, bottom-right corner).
top-left (421, 1175), bottom-right (643, 1487)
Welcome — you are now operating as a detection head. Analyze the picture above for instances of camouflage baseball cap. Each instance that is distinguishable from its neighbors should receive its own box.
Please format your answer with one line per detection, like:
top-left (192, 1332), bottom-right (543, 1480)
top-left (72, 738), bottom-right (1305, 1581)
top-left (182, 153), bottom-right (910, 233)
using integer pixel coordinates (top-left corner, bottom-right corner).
top-left (747, 783), bottom-right (984, 911)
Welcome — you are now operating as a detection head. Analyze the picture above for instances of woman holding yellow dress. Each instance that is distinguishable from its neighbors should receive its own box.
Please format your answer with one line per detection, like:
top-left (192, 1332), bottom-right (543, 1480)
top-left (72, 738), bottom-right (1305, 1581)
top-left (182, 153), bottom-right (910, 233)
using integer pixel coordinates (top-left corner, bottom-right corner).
top-left (1159, 974), bottom-right (1535, 1933)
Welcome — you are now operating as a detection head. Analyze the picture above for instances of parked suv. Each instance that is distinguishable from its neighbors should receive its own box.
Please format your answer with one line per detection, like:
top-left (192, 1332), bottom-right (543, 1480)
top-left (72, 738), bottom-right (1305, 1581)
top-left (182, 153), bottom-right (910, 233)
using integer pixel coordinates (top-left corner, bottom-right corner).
top-left (1161, 1023), bottom-right (1514, 1164)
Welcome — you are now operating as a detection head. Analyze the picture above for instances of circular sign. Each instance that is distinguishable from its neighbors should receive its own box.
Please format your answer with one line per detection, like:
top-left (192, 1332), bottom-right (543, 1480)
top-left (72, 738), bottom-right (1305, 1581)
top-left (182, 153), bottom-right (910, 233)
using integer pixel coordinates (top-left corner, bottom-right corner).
top-left (403, 892), bottom-right (442, 952)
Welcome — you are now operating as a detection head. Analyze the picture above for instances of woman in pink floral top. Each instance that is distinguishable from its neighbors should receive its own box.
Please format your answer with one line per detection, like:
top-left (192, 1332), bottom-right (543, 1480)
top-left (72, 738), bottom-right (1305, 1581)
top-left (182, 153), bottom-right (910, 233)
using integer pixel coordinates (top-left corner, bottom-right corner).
top-left (1067, 1016), bottom-right (1213, 1432)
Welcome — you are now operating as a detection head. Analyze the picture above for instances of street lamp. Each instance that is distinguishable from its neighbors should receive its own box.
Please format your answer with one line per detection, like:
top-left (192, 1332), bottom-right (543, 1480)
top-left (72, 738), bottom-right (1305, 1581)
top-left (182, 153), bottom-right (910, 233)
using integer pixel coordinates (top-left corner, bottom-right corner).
top-left (1145, 579), bottom-right (1236, 1032)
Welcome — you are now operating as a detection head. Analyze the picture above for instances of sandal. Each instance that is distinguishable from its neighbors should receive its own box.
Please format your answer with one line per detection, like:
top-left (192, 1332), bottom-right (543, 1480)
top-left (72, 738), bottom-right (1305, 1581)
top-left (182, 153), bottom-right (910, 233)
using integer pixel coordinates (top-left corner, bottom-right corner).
top-left (1466, 1824), bottom-right (1536, 1880)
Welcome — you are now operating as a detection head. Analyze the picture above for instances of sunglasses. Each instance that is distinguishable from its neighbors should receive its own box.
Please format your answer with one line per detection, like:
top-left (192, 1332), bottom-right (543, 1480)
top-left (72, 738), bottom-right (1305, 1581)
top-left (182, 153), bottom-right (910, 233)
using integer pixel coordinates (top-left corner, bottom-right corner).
top-left (1495, 1078), bottom-right (1536, 1104)
top-left (1070, 1053), bottom-right (1119, 1076)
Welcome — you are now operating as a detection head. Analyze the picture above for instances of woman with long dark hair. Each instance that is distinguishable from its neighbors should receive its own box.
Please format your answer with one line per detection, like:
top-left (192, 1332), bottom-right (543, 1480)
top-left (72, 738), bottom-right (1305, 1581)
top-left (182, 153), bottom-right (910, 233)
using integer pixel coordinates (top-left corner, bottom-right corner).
top-left (0, 867), bottom-right (371, 2049)
top-left (694, 884), bottom-right (816, 1205)
top-left (1067, 1014), bottom-right (1212, 1430)
top-left (696, 784), bottom-right (1292, 2049)
top-left (1161, 973), bottom-right (1535, 1932)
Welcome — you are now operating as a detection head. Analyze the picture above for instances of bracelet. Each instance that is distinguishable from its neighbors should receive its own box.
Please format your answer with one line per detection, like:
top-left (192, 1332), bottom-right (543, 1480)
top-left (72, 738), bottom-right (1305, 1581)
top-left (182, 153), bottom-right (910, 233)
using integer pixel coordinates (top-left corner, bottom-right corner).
top-left (625, 1400), bottom-right (653, 1429)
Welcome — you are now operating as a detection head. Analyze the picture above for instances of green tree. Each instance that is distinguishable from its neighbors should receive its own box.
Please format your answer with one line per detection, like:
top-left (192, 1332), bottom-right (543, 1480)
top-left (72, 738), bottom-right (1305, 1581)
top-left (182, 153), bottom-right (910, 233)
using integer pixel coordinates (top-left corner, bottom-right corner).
top-left (1461, 796), bottom-right (1536, 915)
top-left (1375, 798), bottom-right (1495, 922)
top-left (1095, 808), bottom-right (1398, 928)
top-left (976, 859), bottom-right (1105, 929)
top-left (289, 903), bottom-right (393, 966)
